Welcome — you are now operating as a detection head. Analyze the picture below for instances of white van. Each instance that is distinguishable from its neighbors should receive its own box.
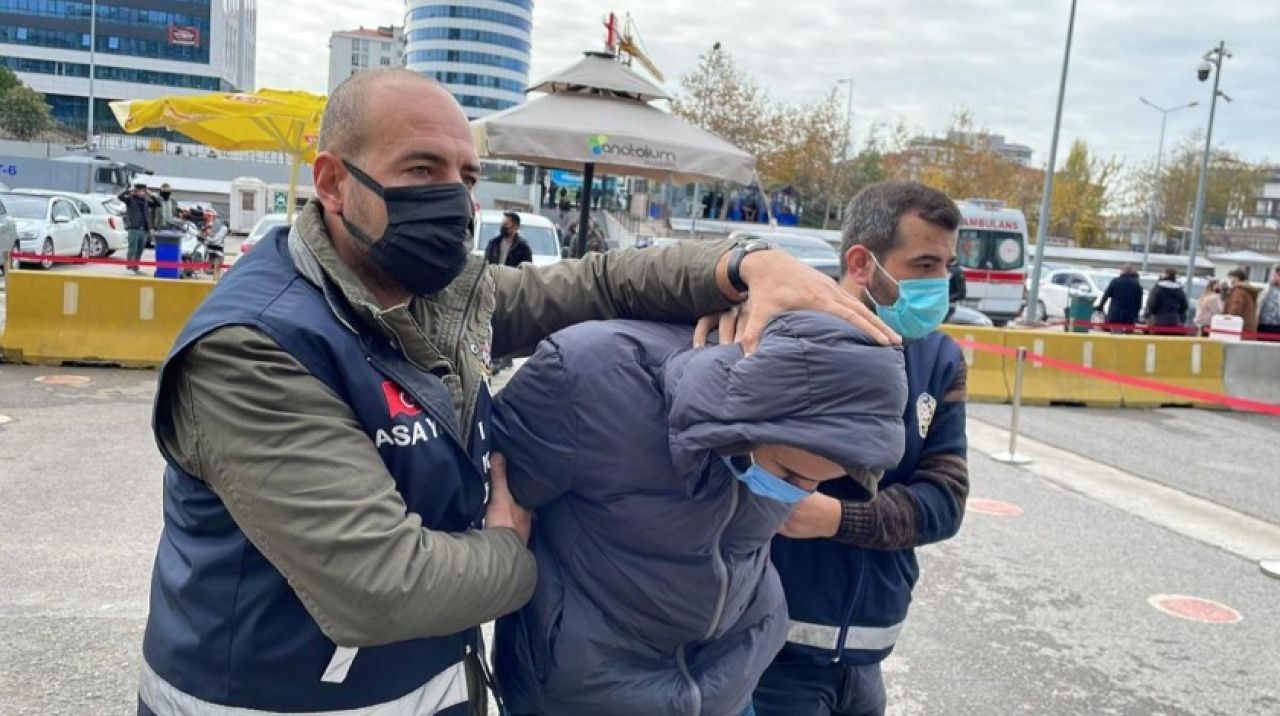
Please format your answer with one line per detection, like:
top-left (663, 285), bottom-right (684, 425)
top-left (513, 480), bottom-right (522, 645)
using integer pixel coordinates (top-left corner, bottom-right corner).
top-left (472, 210), bottom-right (562, 267)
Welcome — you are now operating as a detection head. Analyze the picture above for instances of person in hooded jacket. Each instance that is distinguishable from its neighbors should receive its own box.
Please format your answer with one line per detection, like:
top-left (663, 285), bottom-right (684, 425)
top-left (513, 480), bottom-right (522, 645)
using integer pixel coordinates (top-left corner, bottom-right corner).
top-left (491, 310), bottom-right (908, 716)
top-left (1143, 268), bottom-right (1190, 332)
top-left (1223, 268), bottom-right (1261, 335)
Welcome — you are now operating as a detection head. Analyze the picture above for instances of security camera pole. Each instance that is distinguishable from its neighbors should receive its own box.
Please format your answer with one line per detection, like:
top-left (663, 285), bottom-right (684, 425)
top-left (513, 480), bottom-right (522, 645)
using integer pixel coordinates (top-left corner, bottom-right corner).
top-left (1185, 41), bottom-right (1232, 300)
top-left (1024, 0), bottom-right (1078, 325)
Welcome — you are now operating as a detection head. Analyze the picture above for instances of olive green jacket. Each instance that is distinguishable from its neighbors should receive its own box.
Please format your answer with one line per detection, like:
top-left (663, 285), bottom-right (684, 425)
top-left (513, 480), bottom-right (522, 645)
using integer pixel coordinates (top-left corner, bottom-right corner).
top-left (155, 200), bottom-right (736, 648)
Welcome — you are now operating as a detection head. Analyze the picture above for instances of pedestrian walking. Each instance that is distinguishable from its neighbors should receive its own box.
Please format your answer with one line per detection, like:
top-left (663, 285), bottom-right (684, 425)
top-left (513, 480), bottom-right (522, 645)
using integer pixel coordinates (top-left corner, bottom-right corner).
top-left (483, 212), bottom-right (532, 268)
top-left (748, 181), bottom-right (969, 716)
top-left (1194, 279), bottom-right (1224, 336)
top-left (1223, 268), bottom-right (1261, 336)
top-left (135, 68), bottom-right (897, 716)
top-left (1143, 268), bottom-right (1190, 334)
top-left (557, 188), bottom-right (570, 222)
top-left (117, 182), bottom-right (159, 274)
top-left (491, 312), bottom-right (907, 716)
top-left (1096, 264), bottom-right (1144, 333)
top-left (1257, 267), bottom-right (1280, 337)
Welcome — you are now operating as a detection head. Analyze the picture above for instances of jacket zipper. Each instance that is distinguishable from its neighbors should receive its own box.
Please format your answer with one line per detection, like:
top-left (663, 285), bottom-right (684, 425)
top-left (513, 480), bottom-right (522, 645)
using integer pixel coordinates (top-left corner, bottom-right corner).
top-left (674, 479), bottom-right (741, 715)
top-left (701, 481), bottom-right (741, 641)
top-left (833, 550), bottom-right (867, 663)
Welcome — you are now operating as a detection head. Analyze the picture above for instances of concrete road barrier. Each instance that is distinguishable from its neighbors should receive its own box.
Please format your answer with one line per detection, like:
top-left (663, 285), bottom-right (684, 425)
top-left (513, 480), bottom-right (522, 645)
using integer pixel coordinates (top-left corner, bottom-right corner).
top-left (941, 326), bottom-right (1009, 402)
top-left (1115, 336), bottom-right (1228, 409)
top-left (1223, 341), bottom-right (1280, 405)
top-left (1004, 331), bottom-right (1123, 408)
top-left (0, 269), bottom-right (212, 367)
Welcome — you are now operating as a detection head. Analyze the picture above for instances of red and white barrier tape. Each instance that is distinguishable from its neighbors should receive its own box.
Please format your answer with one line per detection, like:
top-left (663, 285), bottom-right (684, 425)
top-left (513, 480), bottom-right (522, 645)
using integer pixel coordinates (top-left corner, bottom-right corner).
top-left (8, 252), bottom-right (227, 271)
top-left (955, 337), bottom-right (1280, 417)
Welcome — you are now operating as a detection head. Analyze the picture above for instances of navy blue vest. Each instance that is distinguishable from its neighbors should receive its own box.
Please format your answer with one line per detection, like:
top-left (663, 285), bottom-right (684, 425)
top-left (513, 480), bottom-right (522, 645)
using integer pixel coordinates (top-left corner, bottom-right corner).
top-left (769, 332), bottom-right (965, 666)
top-left (141, 234), bottom-right (491, 712)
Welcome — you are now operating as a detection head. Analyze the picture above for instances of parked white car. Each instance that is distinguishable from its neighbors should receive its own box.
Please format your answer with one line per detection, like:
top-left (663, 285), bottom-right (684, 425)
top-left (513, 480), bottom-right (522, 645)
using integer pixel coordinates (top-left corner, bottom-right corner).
top-left (472, 210), bottom-right (562, 267)
top-left (0, 193), bottom-right (91, 269)
top-left (13, 188), bottom-right (127, 257)
top-left (1031, 268), bottom-right (1159, 320)
top-left (239, 212), bottom-right (290, 255)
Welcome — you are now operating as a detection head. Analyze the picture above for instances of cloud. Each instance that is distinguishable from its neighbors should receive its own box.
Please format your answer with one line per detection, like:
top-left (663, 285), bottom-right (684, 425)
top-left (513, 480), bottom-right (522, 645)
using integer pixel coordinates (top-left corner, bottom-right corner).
top-left (256, 0), bottom-right (1278, 168)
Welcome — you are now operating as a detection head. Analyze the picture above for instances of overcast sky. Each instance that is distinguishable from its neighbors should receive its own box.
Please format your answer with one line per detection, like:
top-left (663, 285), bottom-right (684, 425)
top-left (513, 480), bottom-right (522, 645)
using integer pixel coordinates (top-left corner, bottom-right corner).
top-left (256, 1), bottom-right (1278, 170)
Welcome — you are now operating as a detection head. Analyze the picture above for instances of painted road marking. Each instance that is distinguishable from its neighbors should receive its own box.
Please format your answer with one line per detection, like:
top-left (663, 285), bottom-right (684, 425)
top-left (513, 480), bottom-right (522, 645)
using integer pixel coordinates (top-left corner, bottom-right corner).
top-left (0, 414), bottom-right (12, 426)
top-left (1148, 594), bottom-right (1242, 624)
top-left (35, 375), bottom-right (92, 387)
top-left (969, 418), bottom-right (1280, 563)
top-left (968, 498), bottom-right (1024, 517)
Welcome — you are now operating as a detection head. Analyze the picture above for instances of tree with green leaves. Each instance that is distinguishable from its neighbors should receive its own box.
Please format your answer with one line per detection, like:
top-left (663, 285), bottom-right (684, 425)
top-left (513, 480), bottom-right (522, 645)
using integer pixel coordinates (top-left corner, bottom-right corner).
top-left (1131, 132), bottom-right (1267, 239)
top-left (0, 66), bottom-right (19, 97)
top-left (0, 69), bottom-right (55, 140)
top-left (1049, 140), bottom-right (1121, 247)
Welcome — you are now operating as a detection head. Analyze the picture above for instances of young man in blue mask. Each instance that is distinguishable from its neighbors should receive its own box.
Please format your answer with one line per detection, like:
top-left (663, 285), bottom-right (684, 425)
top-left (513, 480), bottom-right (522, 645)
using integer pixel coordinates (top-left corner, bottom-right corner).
top-left (491, 311), bottom-right (908, 716)
top-left (752, 181), bottom-right (970, 716)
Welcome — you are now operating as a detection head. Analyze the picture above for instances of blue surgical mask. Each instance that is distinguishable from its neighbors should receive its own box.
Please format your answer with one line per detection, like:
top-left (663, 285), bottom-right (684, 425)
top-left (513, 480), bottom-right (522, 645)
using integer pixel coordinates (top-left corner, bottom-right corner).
top-left (721, 455), bottom-right (811, 505)
top-left (866, 254), bottom-right (950, 340)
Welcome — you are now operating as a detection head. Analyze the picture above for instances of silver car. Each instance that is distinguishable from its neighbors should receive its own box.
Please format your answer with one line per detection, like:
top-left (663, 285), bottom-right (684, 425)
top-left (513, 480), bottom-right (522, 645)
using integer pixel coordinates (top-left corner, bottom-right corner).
top-left (0, 195), bottom-right (18, 274)
top-left (13, 188), bottom-right (128, 257)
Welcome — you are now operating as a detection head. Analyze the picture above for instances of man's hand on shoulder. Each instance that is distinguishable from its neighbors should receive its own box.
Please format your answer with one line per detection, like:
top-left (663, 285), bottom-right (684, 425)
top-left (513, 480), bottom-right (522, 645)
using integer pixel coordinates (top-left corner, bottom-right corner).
top-left (708, 248), bottom-right (900, 353)
top-left (485, 453), bottom-right (532, 544)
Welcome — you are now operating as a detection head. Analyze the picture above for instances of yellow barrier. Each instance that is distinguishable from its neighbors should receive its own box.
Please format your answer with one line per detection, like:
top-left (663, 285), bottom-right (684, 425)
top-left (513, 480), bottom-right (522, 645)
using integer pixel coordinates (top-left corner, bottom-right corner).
top-left (1114, 335), bottom-right (1227, 409)
top-left (0, 270), bottom-right (213, 367)
top-left (940, 325), bottom-right (1009, 402)
top-left (1002, 330), bottom-right (1124, 407)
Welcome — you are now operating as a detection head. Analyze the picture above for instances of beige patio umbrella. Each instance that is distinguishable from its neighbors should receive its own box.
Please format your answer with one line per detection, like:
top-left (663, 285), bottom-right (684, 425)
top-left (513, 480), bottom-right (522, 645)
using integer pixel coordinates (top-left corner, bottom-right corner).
top-left (471, 52), bottom-right (756, 255)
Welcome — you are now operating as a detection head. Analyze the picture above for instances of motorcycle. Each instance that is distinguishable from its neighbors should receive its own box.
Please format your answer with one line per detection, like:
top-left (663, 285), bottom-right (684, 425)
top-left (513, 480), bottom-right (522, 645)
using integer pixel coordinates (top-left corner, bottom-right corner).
top-left (176, 219), bottom-right (227, 278)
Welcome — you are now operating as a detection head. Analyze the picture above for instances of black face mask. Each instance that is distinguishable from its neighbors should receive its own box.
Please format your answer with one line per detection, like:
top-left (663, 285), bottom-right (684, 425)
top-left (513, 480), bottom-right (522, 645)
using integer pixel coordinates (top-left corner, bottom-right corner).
top-left (160, 191), bottom-right (171, 200)
top-left (340, 160), bottom-right (473, 296)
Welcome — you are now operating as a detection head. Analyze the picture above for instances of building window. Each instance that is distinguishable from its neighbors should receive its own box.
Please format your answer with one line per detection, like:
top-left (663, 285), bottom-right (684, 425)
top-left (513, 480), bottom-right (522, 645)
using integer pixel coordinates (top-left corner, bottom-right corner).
top-left (242, 192), bottom-right (256, 211)
top-left (406, 28), bottom-right (530, 53)
top-left (381, 41), bottom-right (392, 52)
top-left (81, 33), bottom-right (90, 47)
top-left (107, 36), bottom-right (119, 50)
top-left (15, 27), bottom-right (27, 40)
top-left (380, 56), bottom-right (391, 66)
top-left (408, 4), bottom-right (533, 32)
top-left (429, 71), bottom-right (524, 94)
top-left (351, 53), bottom-right (361, 66)
top-left (404, 49), bottom-right (529, 74)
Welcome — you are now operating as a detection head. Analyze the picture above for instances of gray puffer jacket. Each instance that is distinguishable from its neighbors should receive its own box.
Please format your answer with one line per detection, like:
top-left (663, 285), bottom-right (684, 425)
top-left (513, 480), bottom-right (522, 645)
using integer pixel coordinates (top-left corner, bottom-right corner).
top-left (492, 312), bottom-right (907, 716)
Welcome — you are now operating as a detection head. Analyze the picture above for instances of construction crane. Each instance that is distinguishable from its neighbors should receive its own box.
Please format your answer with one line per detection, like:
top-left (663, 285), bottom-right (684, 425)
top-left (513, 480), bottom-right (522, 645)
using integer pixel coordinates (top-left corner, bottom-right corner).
top-left (604, 12), bottom-right (664, 84)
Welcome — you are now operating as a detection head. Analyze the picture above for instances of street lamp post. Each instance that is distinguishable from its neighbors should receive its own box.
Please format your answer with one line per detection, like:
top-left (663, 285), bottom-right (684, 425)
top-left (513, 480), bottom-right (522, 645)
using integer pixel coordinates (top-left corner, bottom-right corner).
top-left (1185, 41), bottom-right (1232, 298)
top-left (1138, 97), bottom-right (1198, 273)
top-left (837, 78), bottom-right (854, 159)
top-left (87, 0), bottom-right (97, 148)
top-left (1024, 0), bottom-right (1078, 325)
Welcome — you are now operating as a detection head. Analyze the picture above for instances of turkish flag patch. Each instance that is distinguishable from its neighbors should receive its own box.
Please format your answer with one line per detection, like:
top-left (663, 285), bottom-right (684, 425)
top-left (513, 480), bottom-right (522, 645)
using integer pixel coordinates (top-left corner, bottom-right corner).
top-left (381, 381), bottom-right (423, 419)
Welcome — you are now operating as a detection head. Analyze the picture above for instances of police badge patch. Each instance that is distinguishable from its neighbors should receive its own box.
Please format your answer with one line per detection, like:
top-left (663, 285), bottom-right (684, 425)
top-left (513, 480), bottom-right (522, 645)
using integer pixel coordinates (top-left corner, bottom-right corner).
top-left (916, 393), bottom-right (937, 439)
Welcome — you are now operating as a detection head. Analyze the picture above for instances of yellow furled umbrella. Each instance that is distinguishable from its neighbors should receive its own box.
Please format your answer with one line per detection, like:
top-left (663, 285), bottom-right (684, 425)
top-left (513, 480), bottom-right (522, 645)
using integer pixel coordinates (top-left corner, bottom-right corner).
top-left (109, 89), bottom-right (326, 222)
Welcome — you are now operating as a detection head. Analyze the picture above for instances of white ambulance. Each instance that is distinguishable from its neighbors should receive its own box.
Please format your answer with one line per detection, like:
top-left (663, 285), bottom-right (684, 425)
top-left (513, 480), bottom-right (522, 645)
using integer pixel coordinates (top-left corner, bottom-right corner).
top-left (955, 198), bottom-right (1028, 325)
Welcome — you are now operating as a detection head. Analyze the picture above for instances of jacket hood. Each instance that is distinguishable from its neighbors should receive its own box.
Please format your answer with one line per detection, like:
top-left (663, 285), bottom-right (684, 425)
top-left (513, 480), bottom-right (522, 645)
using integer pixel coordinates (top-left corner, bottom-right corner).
top-left (662, 311), bottom-right (907, 496)
top-left (1235, 283), bottom-right (1262, 298)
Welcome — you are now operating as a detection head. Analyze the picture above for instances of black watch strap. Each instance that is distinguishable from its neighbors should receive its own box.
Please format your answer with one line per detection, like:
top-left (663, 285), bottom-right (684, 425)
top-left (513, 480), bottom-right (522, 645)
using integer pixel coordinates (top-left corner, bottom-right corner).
top-left (727, 240), bottom-right (773, 295)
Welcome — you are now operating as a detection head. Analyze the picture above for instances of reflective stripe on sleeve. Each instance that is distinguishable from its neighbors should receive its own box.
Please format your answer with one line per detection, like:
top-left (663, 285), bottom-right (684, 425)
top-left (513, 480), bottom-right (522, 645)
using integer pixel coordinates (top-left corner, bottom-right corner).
top-left (138, 657), bottom-right (468, 715)
top-left (786, 619), bottom-right (905, 652)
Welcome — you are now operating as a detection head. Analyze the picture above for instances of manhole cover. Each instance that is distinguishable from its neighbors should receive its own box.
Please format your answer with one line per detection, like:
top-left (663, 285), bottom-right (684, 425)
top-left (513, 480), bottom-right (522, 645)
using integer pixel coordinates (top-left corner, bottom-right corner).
top-left (1148, 594), bottom-right (1242, 624)
top-left (968, 498), bottom-right (1024, 517)
top-left (35, 375), bottom-right (92, 386)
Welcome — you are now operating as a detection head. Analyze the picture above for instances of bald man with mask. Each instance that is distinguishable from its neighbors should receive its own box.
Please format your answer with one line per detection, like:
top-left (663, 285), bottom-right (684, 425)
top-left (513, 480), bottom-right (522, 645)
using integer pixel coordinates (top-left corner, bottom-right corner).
top-left (137, 69), bottom-right (898, 716)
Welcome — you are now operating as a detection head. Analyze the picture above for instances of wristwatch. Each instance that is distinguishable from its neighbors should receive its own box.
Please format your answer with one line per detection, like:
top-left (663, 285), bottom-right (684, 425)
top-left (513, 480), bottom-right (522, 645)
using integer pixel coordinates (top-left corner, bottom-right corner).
top-left (727, 239), bottom-right (774, 296)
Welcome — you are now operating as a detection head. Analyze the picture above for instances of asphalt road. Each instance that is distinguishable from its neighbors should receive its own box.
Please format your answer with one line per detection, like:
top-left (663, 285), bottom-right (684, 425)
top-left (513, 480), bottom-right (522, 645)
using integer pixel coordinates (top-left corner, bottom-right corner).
top-left (1, 365), bottom-right (1277, 714)
top-left (967, 403), bottom-right (1280, 525)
